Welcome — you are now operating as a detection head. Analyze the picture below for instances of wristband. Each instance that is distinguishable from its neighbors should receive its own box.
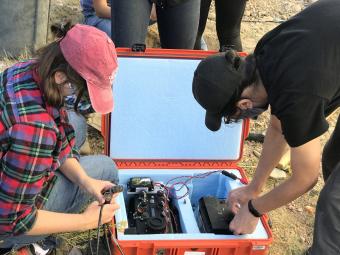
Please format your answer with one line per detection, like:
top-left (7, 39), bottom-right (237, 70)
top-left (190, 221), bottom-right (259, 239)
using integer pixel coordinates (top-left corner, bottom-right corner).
top-left (248, 199), bottom-right (263, 217)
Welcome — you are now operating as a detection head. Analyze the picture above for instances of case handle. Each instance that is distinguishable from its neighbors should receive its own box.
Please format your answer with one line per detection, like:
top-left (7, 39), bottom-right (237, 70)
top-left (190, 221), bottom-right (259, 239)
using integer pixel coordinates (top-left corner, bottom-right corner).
top-left (131, 43), bottom-right (146, 52)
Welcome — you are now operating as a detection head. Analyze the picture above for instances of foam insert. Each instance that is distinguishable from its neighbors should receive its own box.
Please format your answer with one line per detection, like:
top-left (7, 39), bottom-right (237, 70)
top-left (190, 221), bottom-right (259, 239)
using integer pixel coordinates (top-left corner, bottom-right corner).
top-left (115, 169), bottom-right (269, 241)
top-left (110, 57), bottom-right (244, 160)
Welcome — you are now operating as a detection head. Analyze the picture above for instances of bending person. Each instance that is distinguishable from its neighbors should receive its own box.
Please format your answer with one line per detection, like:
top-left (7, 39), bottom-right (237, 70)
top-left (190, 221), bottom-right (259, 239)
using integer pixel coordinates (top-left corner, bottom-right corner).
top-left (192, 0), bottom-right (340, 254)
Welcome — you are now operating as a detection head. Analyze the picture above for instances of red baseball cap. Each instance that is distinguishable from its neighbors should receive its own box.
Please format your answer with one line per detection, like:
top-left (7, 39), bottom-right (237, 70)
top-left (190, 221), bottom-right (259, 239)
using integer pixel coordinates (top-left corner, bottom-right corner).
top-left (60, 24), bottom-right (118, 114)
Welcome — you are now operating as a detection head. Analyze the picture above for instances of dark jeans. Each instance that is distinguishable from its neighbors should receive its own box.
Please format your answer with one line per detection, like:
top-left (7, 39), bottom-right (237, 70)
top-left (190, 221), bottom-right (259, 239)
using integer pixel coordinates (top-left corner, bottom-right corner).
top-left (111, 0), bottom-right (200, 49)
top-left (310, 115), bottom-right (340, 254)
top-left (194, 0), bottom-right (247, 51)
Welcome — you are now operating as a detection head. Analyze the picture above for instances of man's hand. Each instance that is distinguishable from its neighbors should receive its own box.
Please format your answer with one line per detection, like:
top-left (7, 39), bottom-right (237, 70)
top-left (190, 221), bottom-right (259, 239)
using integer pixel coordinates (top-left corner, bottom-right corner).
top-left (229, 203), bottom-right (259, 235)
top-left (227, 185), bottom-right (260, 214)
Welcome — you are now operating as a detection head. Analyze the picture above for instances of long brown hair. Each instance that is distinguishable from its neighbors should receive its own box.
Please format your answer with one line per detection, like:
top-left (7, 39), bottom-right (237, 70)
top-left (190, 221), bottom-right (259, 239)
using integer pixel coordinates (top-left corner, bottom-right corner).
top-left (34, 21), bottom-right (87, 112)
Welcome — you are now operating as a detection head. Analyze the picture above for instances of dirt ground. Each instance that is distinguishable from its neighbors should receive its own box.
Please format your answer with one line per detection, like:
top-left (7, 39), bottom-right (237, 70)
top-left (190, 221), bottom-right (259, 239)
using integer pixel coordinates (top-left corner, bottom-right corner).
top-left (0, 0), bottom-right (334, 254)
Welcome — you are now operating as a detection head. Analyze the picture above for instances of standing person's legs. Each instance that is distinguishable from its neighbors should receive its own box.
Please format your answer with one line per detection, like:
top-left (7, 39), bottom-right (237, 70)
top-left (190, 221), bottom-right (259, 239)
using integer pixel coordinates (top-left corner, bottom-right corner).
top-left (322, 116), bottom-right (340, 181)
top-left (310, 164), bottom-right (340, 254)
top-left (111, 0), bottom-right (151, 47)
top-left (215, 0), bottom-right (247, 51)
top-left (157, 0), bottom-right (200, 49)
top-left (310, 116), bottom-right (340, 254)
top-left (0, 155), bottom-right (118, 250)
top-left (194, 0), bottom-right (212, 50)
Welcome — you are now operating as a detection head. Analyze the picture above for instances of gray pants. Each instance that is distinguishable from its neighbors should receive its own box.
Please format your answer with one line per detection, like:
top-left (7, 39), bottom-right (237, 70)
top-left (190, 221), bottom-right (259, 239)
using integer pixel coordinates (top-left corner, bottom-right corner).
top-left (311, 115), bottom-right (340, 254)
top-left (0, 111), bottom-right (118, 249)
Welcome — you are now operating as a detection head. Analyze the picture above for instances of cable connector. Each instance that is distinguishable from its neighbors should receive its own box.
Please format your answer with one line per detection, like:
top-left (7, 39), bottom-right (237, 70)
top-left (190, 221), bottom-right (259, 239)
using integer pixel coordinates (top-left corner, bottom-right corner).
top-left (221, 170), bottom-right (247, 184)
top-left (103, 185), bottom-right (124, 204)
top-left (221, 170), bottom-right (238, 180)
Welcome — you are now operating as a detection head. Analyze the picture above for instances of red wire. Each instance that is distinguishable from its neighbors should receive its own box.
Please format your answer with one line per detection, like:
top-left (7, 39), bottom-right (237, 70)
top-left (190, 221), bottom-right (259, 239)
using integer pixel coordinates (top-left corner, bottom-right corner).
top-left (165, 170), bottom-right (221, 200)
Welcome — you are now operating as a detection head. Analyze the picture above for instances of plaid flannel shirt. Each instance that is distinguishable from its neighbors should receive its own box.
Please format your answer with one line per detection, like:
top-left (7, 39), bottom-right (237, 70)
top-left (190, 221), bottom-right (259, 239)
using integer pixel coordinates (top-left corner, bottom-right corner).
top-left (0, 60), bottom-right (79, 237)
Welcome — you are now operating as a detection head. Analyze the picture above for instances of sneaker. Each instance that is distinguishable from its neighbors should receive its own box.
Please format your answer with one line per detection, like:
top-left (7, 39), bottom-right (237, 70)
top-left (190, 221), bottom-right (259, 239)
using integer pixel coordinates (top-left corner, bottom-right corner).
top-left (31, 243), bottom-right (53, 255)
top-left (16, 244), bottom-right (53, 255)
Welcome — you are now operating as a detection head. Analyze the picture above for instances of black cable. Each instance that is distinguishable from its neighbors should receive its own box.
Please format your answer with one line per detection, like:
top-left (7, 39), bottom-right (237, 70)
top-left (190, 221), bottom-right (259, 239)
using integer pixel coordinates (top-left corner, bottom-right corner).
top-left (96, 205), bottom-right (104, 255)
top-left (89, 202), bottom-right (125, 255)
top-left (103, 224), bottom-right (112, 255)
top-left (88, 230), bottom-right (94, 255)
top-left (107, 227), bottom-right (125, 255)
top-left (221, 170), bottom-right (238, 180)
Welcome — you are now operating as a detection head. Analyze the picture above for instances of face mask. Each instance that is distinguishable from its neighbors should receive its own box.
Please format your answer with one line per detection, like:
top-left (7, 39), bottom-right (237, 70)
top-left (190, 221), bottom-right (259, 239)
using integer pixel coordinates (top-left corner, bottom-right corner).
top-left (238, 106), bottom-right (267, 120)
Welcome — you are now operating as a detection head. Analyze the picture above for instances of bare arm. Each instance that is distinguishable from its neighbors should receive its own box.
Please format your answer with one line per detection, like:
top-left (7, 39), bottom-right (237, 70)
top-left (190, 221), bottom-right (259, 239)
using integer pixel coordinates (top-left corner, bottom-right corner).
top-left (59, 157), bottom-right (114, 203)
top-left (26, 158), bottom-right (119, 235)
top-left (93, 0), bottom-right (111, 19)
top-left (228, 115), bottom-right (289, 212)
top-left (253, 136), bottom-right (320, 214)
top-left (251, 114), bottom-right (320, 213)
top-left (26, 201), bottom-right (119, 235)
top-left (229, 115), bottom-right (321, 234)
top-left (59, 158), bottom-right (90, 188)
top-left (250, 115), bottom-right (289, 193)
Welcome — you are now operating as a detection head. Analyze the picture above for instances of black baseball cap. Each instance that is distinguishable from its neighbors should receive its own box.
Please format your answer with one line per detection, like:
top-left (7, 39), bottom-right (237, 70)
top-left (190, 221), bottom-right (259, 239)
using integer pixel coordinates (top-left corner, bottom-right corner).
top-left (192, 52), bottom-right (243, 131)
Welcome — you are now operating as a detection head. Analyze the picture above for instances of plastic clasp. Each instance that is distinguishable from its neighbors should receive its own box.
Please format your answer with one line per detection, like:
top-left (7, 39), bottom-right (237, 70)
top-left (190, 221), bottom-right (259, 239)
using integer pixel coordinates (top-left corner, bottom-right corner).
top-left (131, 43), bottom-right (146, 52)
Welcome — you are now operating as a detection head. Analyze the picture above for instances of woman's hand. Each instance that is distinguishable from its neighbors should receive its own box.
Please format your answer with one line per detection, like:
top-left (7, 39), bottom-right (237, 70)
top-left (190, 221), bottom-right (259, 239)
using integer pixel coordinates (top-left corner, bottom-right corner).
top-left (82, 200), bottom-right (120, 230)
top-left (227, 184), bottom-right (260, 214)
top-left (80, 176), bottom-right (115, 204)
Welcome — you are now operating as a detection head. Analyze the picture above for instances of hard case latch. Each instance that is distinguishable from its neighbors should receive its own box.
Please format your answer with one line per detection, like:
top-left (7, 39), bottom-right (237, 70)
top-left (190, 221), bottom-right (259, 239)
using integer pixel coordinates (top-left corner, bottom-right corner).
top-left (131, 43), bottom-right (146, 52)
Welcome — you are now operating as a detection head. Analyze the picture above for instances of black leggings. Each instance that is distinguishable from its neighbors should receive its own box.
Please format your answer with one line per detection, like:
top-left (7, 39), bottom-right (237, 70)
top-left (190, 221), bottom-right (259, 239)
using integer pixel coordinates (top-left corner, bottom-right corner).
top-left (194, 0), bottom-right (247, 51)
top-left (322, 115), bottom-right (340, 181)
top-left (310, 115), bottom-right (340, 254)
top-left (111, 0), bottom-right (200, 49)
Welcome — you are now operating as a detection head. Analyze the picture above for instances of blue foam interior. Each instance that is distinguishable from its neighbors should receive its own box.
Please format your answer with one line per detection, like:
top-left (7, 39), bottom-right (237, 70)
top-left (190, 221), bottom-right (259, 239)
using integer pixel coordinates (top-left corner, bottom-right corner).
top-left (109, 57), bottom-right (244, 160)
top-left (115, 169), bottom-right (269, 240)
top-left (108, 56), bottom-right (268, 241)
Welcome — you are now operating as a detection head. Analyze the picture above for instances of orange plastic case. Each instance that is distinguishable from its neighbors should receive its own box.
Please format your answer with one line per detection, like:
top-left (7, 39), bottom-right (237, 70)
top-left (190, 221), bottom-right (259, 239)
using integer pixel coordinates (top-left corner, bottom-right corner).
top-left (102, 48), bottom-right (272, 255)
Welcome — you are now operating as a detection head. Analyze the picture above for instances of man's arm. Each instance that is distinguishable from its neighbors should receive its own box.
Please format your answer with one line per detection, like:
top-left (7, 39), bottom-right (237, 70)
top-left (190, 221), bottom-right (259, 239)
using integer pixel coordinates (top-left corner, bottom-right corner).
top-left (252, 135), bottom-right (320, 214)
top-left (93, 0), bottom-right (111, 19)
top-left (228, 115), bottom-right (289, 212)
top-left (229, 116), bottom-right (321, 234)
top-left (249, 115), bottom-right (289, 194)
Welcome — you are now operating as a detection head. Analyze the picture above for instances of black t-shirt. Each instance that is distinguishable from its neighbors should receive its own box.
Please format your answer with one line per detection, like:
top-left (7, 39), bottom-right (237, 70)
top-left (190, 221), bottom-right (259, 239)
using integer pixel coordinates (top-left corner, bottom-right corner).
top-left (254, 0), bottom-right (340, 147)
